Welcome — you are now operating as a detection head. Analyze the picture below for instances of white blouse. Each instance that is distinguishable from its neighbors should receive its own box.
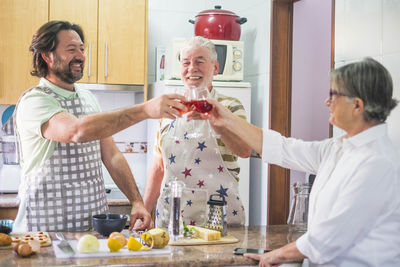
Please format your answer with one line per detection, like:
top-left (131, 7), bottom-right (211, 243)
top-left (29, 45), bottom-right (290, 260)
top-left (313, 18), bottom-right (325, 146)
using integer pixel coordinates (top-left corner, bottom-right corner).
top-left (262, 123), bottom-right (400, 267)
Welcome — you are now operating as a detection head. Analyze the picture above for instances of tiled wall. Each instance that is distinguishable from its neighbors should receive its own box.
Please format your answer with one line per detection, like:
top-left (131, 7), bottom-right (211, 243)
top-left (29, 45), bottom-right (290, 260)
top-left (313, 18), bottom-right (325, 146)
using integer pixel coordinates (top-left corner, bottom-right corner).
top-left (90, 90), bottom-right (148, 195)
top-left (334, 0), bottom-right (400, 150)
top-left (147, 0), bottom-right (271, 226)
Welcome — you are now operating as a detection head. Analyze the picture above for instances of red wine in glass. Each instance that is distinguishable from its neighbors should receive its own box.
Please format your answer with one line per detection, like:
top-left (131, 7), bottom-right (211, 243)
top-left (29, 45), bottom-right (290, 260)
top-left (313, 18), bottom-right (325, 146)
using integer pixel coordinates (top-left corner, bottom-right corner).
top-left (192, 99), bottom-right (212, 113)
top-left (177, 100), bottom-right (193, 114)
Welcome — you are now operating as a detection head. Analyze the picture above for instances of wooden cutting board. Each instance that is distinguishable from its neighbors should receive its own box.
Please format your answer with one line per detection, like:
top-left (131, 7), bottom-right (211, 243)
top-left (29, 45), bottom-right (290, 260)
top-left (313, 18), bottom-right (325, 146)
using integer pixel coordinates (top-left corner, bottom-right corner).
top-left (0, 232), bottom-right (52, 249)
top-left (169, 235), bottom-right (239, 246)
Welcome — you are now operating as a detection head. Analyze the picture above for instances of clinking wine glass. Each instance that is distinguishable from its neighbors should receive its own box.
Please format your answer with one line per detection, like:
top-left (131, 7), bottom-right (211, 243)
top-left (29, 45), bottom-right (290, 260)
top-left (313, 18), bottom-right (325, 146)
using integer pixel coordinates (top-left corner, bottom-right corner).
top-left (187, 86), bottom-right (213, 114)
top-left (172, 87), bottom-right (193, 115)
top-left (186, 86), bottom-right (219, 138)
top-left (170, 87), bottom-right (198, 140)
top-left (174, 86), bottom-right (212, 115)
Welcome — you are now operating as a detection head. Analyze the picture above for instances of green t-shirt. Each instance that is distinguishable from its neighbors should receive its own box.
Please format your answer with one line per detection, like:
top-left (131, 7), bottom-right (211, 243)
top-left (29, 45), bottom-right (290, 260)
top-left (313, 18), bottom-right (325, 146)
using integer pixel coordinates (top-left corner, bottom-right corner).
top-left (15, 78), bottom-right (101, 175)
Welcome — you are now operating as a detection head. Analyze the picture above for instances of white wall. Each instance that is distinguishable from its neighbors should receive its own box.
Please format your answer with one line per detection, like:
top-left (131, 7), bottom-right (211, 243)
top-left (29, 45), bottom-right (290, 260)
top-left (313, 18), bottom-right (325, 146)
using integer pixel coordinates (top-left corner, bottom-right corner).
top-left (334, 0), bottom-right (400, 147)
top-left (148, 0), bottom-right (271, 226)
top-left (290, 1), bottom-right (332, 188)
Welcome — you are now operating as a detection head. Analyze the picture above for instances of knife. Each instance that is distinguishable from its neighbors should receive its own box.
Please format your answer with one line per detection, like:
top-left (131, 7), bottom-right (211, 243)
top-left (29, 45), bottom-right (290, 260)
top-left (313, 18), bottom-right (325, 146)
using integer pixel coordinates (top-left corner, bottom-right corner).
top-left (55, 232), bottom-right (75, 256)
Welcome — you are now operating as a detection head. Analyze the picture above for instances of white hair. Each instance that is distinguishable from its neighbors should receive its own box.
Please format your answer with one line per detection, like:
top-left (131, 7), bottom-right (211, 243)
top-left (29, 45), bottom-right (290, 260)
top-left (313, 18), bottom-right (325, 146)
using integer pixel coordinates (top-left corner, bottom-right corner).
top-left (180, 36), bottom-right (217, 62)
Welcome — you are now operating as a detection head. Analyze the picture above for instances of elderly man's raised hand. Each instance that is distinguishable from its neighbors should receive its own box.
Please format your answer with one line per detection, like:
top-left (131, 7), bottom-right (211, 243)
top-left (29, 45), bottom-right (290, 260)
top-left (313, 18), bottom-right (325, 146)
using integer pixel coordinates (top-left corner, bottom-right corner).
top-left (144, 94), bottom-right (187, 119)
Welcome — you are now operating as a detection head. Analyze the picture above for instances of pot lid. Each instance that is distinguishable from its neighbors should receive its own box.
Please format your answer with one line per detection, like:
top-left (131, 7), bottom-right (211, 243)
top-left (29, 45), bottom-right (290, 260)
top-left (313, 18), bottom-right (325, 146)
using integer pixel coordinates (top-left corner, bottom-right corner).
top-left (197, 5), bottom-right (238, 17)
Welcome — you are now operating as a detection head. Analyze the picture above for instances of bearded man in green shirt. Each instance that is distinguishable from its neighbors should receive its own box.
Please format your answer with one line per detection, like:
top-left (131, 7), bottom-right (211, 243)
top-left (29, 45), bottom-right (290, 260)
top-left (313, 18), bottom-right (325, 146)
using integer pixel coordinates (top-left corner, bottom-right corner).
top-left (13, 20), bottom-right (186, 232)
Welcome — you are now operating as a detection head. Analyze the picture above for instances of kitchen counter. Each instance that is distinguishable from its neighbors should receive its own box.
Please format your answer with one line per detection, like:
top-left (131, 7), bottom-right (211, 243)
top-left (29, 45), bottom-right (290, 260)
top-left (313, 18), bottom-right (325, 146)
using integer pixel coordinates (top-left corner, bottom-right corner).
top-left (0, 194), bottom-right (20, 208)
top-left (0, 225), bottom-right (303, 266)
top-left (0, 194), bottom-right (131, 220)
top-left (0, 194), bottom-right (130, 208)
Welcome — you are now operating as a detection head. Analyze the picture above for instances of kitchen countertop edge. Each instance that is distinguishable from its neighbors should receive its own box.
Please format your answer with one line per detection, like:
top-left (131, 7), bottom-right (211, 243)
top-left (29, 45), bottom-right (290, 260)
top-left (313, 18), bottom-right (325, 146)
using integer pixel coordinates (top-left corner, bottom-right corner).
top-left (0, 194), bottom-right (130, 208)
top-left (0, 225), bottom-right (303, 267)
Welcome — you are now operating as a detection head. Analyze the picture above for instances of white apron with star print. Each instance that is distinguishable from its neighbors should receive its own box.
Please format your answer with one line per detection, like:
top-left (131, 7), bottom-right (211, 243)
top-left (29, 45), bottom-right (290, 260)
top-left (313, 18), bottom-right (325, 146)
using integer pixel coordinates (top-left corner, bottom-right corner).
top-left (155, 117), bottom-right (245, 227)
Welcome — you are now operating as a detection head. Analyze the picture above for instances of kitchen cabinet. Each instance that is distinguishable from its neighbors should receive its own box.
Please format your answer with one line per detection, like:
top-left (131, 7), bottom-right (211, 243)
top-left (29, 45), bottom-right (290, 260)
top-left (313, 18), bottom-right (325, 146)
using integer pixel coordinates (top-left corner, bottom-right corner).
top-left (98, 0), bottom-right (147, 86)
top-left (0, 0), bottom-right (48, 104)
top-left (50, 0), bottom-right (148, 86)
top-left (0, 0), bottom-right (147, 105)
top-left (49, 0), bottom-right (98, 84)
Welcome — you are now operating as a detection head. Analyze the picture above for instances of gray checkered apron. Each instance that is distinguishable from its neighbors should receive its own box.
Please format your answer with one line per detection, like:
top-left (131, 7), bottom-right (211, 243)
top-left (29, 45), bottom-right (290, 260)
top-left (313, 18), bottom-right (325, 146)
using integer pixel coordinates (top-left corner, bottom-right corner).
top-left (15, 86), bottom-right (108, 231)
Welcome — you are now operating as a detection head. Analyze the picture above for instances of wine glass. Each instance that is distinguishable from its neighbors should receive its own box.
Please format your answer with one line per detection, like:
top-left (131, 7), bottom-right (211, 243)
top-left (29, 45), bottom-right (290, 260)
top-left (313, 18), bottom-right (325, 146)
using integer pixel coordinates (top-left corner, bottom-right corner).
top-left (187, 86), bottom-right (213, 114)
top-left (172, 87), bottom-right (192, 115)
top-left (186, 86), bottom-right (219, 138)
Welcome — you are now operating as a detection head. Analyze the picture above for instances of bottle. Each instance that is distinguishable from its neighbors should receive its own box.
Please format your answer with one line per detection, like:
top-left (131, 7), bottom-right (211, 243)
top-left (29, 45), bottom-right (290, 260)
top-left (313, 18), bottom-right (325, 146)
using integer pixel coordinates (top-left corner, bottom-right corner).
top-left (160, 55), bottom-right (165, 81)
top-left (287, 183), bottom-right (310, 232)
top-left (168, 178), bottom-right (185, 240)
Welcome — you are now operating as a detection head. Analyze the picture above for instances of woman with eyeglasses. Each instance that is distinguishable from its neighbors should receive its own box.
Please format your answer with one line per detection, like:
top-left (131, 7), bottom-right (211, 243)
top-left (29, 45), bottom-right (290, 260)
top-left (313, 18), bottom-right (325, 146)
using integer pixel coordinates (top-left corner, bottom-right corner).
top-left (194, 57), bottom-right (400, 267)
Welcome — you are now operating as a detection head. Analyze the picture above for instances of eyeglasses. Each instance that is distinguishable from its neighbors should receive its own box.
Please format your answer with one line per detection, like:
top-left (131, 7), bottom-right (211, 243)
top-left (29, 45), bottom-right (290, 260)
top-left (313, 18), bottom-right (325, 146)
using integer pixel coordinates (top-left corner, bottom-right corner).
top-left (329, 89), bottom-right (350, 101)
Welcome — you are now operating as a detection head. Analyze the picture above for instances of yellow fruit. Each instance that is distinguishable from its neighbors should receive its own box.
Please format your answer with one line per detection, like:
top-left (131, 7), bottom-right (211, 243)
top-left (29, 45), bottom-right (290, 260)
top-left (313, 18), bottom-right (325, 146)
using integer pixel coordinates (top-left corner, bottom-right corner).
top-left (107, 237), bottom-right (123, 252)
top-left (109, 232), bottom-right (120, 236)
top-left (109, 232), bottom-right (127, 247)
top-left (141, 228), bottom-right (169, 249)
top-left (139, 246), bottom-right (152, 251)
top-left (127, 236), bottom-right (143, 251)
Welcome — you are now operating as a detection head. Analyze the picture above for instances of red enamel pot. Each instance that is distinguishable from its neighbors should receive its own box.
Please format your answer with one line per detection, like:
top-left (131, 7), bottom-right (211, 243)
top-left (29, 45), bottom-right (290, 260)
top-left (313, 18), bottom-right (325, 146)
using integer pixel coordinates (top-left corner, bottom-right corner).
top-left (189, 5), bottom-right (247, 41)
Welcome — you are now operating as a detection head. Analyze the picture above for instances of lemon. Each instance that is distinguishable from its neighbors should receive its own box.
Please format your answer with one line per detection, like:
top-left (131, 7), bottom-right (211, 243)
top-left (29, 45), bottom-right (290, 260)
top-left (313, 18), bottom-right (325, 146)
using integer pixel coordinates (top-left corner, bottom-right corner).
top-left (109, 232), bottom-right (127, 247)
top-left (139, 246), bottom-right (152, 251)
top-left (127, 236), bottom-right (143, 251)
top-left (107, 237), bottom-right (123, 252)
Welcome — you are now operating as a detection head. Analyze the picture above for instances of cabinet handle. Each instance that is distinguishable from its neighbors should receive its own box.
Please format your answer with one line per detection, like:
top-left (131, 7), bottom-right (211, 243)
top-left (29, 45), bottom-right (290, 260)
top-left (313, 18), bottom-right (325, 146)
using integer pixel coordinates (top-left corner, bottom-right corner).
top-left (105, 42), bottom-right (108, 77)
top-left (88, 42), bottom-right (92, 77)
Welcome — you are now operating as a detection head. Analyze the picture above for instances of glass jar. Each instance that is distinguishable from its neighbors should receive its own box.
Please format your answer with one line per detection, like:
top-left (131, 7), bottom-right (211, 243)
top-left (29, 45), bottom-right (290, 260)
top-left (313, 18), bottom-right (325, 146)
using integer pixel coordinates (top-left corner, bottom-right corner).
top-left (287, 183), bottom-right (310, 232)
